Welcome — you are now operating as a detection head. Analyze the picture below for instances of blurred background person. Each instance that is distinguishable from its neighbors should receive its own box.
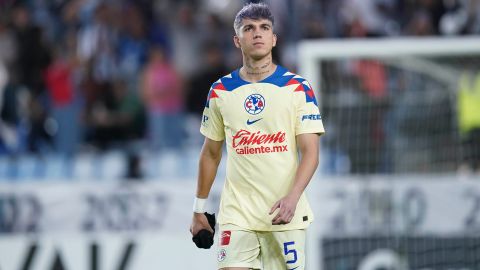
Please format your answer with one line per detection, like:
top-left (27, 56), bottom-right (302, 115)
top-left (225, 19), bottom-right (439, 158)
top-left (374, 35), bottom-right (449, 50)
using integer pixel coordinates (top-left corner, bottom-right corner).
top-left (43, 33), bottom-right (81, 157)
top-left (12, 4), bottom-right (52, 154)
top-left (140, 45), bottom-right (185, 152)
top-left (457, 69), bottom-right (480, 174)
top-left (186, 42), bottom-right (227, 145)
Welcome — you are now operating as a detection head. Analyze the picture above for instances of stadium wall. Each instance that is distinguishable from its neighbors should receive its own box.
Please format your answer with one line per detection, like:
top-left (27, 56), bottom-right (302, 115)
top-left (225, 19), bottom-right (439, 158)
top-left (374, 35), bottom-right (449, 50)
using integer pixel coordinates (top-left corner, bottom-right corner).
top-left (0, 175), bottom-right (477, 270)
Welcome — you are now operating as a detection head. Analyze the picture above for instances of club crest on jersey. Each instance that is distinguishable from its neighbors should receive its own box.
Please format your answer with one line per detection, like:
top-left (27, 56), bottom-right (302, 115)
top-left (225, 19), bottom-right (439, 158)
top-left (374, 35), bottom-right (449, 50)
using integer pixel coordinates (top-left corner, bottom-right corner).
top-left (244, 94), bottom-right (265, 115)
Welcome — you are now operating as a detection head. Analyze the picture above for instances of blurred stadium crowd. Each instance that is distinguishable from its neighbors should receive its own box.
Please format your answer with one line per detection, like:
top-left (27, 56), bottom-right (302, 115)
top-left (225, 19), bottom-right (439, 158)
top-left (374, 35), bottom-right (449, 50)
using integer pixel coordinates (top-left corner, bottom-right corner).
top-left (0, 0), bottom-right (480, 179)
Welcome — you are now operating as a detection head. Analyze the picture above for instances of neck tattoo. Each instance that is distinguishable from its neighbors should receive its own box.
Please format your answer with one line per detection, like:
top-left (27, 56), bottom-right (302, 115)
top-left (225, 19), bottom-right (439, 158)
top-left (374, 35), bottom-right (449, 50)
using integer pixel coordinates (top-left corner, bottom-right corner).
top-left (246, 70), bottom-right (270, 75)
top-left (245, 61), bottom-right (271, 75)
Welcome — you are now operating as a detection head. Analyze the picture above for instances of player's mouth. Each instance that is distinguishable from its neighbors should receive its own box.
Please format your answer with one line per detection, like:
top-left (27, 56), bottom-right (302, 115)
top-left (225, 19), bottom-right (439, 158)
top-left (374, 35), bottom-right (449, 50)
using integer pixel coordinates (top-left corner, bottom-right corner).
top-left (253, 42), bottom-right (264, 46)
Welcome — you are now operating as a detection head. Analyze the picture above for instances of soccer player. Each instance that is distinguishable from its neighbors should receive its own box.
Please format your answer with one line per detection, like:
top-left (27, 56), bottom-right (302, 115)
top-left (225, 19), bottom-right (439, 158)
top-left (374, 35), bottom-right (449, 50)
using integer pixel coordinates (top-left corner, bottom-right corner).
top-left (190, 3), bottom-right (325, 269)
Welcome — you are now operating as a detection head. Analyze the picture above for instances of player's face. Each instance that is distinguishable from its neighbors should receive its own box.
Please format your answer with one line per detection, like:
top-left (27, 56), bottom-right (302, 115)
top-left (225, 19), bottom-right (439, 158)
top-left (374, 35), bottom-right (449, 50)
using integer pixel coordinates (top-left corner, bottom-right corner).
top-left (234, 18), bottom-right (276, 60)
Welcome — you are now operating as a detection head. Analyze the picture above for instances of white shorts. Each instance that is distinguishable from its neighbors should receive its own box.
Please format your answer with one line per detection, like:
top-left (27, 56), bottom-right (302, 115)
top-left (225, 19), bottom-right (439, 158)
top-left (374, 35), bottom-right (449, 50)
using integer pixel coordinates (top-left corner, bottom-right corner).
top-left (217, 224), bottom-right (306, 270)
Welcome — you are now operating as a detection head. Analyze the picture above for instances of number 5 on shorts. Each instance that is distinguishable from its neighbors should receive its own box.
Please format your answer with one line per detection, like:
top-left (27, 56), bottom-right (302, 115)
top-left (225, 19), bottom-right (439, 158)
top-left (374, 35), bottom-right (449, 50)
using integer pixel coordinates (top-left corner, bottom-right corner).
top-left (283, 241), bottom-right (297, 264)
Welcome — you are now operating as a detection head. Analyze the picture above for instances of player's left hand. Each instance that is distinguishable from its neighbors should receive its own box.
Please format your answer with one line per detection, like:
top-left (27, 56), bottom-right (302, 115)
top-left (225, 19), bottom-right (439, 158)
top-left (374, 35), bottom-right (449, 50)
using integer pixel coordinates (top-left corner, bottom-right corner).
top-left (269, 194), bottom-right (300, 225)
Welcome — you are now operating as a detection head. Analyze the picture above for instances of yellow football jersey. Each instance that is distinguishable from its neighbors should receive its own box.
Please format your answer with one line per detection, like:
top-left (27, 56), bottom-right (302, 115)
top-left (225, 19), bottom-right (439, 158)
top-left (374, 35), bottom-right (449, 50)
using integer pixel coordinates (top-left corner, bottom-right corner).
top-left (200, 66), bottom-right (325, 231)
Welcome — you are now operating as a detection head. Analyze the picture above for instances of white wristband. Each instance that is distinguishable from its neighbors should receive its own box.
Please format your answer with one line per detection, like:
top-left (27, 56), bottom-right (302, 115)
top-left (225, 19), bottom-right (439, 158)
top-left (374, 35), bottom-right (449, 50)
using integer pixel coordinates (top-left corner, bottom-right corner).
top-left (193, 197), bottom-right (207, 213)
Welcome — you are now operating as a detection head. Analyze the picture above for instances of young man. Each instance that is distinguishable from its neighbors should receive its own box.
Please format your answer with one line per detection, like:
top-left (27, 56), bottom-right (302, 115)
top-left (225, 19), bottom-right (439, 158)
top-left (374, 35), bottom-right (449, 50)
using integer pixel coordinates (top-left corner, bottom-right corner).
top-left (190, 3), bottom-right (325, 269)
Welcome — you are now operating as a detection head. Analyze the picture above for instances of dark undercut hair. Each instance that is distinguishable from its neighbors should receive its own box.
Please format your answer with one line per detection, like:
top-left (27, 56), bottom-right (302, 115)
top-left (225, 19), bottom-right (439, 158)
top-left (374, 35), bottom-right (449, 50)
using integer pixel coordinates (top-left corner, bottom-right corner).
top-left (233, 3), bottom-right (274, 33)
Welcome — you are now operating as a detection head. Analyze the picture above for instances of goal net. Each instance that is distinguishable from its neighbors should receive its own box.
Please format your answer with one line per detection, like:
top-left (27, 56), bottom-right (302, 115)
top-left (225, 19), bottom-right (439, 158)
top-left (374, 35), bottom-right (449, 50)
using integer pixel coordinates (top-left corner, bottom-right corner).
top-left (299, 37), bottom-right (480, 174)
top-left (299, 37), bottom-right (480, 270)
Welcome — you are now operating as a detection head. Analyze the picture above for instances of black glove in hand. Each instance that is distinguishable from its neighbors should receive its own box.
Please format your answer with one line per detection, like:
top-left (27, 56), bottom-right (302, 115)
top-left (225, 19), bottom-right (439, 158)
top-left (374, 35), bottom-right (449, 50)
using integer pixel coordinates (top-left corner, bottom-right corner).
top-left (192, 212), bottom-right (216, 249)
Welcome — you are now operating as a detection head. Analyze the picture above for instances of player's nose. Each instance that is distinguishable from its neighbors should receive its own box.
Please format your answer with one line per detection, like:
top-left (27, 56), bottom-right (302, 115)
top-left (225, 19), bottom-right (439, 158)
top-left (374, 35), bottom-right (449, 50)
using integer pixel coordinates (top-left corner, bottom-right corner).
top-left (252, 28), bottom-right (263, 38)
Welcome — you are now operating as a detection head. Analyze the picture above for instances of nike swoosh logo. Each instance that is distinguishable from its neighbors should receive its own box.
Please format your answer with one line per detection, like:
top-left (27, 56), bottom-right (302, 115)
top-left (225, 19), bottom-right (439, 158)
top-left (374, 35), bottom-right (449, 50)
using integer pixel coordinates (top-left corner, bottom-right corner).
top-left (246, 118), bottom-right (263, 125)
top-left (288, 267), bottom-right (299, 270)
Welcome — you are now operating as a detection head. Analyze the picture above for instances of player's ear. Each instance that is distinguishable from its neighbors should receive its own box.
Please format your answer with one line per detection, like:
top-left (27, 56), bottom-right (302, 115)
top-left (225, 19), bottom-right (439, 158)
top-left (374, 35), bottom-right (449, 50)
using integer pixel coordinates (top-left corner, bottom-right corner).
top-left (272, 33), bottom-right (277, 47)
top-left (233, 35), bottom-right (241, 49)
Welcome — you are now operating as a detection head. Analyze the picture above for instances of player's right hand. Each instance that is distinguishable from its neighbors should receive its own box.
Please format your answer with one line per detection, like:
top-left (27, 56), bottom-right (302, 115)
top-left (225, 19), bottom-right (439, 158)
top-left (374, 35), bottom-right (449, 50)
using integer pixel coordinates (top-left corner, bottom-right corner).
top-left (190, 213), bottom-right (216, 249)
top-left (190, 213), bottom-right (214, 236)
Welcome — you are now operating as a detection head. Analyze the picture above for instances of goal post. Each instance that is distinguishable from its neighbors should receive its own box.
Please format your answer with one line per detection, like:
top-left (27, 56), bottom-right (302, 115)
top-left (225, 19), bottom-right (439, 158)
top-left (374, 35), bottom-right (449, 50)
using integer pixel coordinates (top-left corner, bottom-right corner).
top-left (299, 37), bottom-right (480, 93)
top-left (298, 37), bottom-right (480, 174)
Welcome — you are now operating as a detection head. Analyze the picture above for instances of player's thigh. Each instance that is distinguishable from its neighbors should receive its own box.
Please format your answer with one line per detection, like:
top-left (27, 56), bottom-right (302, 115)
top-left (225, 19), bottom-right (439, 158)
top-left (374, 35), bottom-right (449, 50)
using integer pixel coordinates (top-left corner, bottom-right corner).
top-left (217, 225), bottom-right (262, 270)
top-left (259, 229), bottom-right (306, 270)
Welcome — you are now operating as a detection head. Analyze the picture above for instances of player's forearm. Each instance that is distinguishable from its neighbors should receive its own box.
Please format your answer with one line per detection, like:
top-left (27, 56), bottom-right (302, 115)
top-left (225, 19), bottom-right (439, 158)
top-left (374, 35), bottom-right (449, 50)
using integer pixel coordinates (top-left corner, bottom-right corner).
top-left (289, 134), bottom-right (320, 200)
top-left (290, 148), bottom-right (319, 200)
top-left (196, 147), bottom-right (222, 198)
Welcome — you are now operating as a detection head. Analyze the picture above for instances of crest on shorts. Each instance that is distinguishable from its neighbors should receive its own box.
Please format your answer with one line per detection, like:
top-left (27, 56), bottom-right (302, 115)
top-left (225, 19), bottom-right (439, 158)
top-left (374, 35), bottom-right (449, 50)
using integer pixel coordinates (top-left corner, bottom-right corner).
top-left (217, 249), bottom-right (227, 262)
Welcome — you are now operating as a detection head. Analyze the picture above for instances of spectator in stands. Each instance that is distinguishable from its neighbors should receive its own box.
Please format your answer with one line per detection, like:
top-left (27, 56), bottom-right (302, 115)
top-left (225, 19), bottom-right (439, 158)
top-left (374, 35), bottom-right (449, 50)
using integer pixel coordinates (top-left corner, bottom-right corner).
top-left (12, 5), bottom-right (53, 153)
top-left (469, 0), bottom-right (480, 34)
top-left (11, 5), bottom-right (50, 96)
top-left (87, 77), bottom-right (145, 148)
top-left (43, 33), bottom-right (81, 156)
top-left (0, 64), bottom-right (17, 155)
top-left (0, 17), bottom-right (16, 74)
top-left (457, 70), bottom-right (480, 174)
top-left (187, 43), bottom-right (227, 117)
top-left (439, 0), bottom-right (469, 35)
top-left (169, 3), bottom-right (202, 78)
top-left (340, 0), bottom-right (397, 37)
top-left (111, 80), bottom-right (146, 142)
top-left (404, 0), bottom-right (445, 35)
top-left (117, 4), bottom-right (149, 94)
top-left (199, 13), bottom-right (232, 52)
top-left (140, 45), bottom-right (185, 151)
top-left (186, 42), bottom-right (228, 145)
top-left (78, 3), bottom-right (121, 150)
top-left (406, 10), bottom-right (435, 36)
top-left (0, 18), bottom-right (18, 155)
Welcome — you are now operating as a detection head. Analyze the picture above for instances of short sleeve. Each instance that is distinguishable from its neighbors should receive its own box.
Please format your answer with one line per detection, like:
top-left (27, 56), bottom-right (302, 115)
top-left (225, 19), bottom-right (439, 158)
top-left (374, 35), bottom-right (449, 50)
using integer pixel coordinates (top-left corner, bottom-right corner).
top-left (295, 81), bottom-right (325, 136)
top-left (200, 92), bottom-right (225, 141)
